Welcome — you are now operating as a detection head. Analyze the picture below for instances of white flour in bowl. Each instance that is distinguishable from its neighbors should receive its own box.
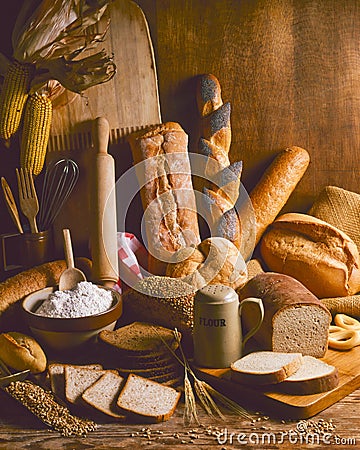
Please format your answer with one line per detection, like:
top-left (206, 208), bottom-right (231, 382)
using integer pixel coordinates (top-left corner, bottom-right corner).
top-left (35, 281), bottom-right (114, 318)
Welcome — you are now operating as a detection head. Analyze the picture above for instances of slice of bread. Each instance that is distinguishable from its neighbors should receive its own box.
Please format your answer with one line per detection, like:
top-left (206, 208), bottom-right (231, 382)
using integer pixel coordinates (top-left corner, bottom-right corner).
top-left (230, 351), bottom-right (303, 385)
top-left (49, 363), bottom-right (103, 400)
top-left (99, 322), bottom-right (179, 355)
top-left (64, 366), bottom-right (107, 404)
top-left (82, 372), bottom-right (126, 419)
top-left (116, 373), bottom-right (181, 422)
top-left (278, 355), bottom-right (339, 394)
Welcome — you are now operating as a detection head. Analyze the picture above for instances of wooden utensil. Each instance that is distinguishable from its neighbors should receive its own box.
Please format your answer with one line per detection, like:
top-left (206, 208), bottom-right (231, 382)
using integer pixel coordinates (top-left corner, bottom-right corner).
top-left (47, 0), bottom-right (162, 254)
top-left (90, 117), bottom-right (119, 287)
top-left (16, 168), bottom-right (39, 233)
top-left (59, 228), bottom-right (86, 291)
top-left (1, 177), bottom-right (23, 234)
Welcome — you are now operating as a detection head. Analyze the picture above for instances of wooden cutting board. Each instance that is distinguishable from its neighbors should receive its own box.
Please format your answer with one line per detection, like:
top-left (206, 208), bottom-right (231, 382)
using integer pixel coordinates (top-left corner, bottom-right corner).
top-left (195, 346), bottom-right (360, 419)
top-left (45, 0), bottom-right (161, 255)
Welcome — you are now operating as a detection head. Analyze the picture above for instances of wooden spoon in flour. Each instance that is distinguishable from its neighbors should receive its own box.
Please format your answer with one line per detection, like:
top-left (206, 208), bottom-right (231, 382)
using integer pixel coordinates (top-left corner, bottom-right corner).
top-left (59, 228), bottom-right (87, 291)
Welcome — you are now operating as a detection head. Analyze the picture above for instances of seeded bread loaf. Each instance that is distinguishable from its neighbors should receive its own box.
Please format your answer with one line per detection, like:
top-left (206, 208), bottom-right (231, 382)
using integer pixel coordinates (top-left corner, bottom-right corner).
top-left (122, 277), bottom-right (196, 340)
top-left (278, 356), bottom-right (339, 395)
top-left (238, 272), bottom-right (331, 357)
top-left (116, 373), bottom-right (181, 423)
top-left (230, 351), bottom-right (303, 385)
top-left (128, 122), bottom-right (200, 275)
top-left (260, 213), bottom-right (360, 298)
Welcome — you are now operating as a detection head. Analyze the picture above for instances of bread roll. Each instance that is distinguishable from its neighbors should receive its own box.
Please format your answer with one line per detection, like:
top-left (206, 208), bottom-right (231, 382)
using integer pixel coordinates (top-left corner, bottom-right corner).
top-left (128, 122), bottom-right (200, 275)
top-left (260, 213), bottom-right (360, 298)
top-left (0, 332), bottom-right (47, 373)
top-left (238, 272), bottom-right (331, 357)
top-left (249, 146), bottom-right (310, 247)
top-left (166, 237), bottom-right (248, 290)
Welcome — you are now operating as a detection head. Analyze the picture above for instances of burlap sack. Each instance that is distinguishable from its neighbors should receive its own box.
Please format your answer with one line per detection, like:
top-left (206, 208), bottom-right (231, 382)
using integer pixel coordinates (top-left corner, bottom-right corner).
top-left (309, 185), bottom-right (360, 251)
top-left (321, 295), bottom-right (360, 318)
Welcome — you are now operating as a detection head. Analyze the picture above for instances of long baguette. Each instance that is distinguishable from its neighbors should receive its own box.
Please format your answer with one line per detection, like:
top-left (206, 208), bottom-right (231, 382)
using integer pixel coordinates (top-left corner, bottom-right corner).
top-left (249, 146), bottom-right (310, 247)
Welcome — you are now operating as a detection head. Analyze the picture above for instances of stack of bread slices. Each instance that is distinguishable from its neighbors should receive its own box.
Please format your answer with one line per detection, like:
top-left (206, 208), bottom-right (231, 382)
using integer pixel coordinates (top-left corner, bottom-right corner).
top-left (47, 322), bottom-right (183, 422)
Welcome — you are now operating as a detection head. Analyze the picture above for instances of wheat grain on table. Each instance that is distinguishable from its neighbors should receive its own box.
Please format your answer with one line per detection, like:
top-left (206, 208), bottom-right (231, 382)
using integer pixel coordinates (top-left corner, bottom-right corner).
top-left (0, 385), bottom-right (359, 449)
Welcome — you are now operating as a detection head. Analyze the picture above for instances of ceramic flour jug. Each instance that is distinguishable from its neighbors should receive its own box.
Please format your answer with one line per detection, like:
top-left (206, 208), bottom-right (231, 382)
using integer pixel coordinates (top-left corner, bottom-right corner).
top-left (193, 284), bottom-right (264, 368)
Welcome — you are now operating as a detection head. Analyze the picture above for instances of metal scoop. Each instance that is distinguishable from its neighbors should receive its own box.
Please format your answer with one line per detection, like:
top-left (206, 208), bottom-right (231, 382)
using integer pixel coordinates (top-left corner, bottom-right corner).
top-left (59, 228), bottom-right (86, 291)
top-left (0, 358), bottom-right (29, 388)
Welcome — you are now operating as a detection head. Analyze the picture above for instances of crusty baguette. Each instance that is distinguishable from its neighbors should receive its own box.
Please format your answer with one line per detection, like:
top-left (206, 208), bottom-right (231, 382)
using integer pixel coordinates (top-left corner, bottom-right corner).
top-left (238, 272), bottom-right (331, 357)
top-left (196, 74), bottom-right (244, 252)
top-left (260, 213), bottom-right (360, 298)
top-left (128, 122), bottom-right (200, 275)
top-left (249, 146), bottom-right (310, 248)
top-left (230, 351), bottom-right (303, 385)
top-left (0, 258), bottom-right (92, 331)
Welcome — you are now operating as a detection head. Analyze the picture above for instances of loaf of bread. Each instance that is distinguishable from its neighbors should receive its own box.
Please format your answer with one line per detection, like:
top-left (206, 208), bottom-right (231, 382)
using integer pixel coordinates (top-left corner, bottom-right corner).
top-left (260, 213), bottom-right (360, 298)
top-left (128, 122), bottom-right (200, 275)
top-left (0, 258), bottom-right (92, 331)
top-left (166, 236), bottom-right (248, 290)
top-left (121, 278), bottom-right (195, 343)
top-left (238, 272), bottom-right (331, 357)
top-left (196, 74), bottom-right (244, 252)
top-left (0, 332), bottom-right (47, 373)
top-left (248, 146), bottom-right (310, 249)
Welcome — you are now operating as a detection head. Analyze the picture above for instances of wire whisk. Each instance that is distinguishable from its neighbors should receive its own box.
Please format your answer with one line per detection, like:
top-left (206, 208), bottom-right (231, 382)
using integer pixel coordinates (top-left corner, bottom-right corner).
top-left (38, 159), bottom-right (79, 231)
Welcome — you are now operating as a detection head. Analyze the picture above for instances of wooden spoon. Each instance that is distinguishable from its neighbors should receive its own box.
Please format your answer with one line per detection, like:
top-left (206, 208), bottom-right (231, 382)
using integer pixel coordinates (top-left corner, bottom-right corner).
top-left (59, 228), bottom-right (86, 291)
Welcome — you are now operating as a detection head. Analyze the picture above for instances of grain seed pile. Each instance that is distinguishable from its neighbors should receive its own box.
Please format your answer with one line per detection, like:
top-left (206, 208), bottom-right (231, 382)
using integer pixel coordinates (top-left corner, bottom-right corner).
top-left (5, 380), bottom-right (97, 436)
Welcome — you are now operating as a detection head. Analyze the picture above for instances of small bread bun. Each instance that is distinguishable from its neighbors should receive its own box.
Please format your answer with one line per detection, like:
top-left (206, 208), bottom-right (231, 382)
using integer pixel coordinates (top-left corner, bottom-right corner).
top-left (0, 332), bottom-right (47, 373)
top-left (166, 237), bottom-right (248, 290)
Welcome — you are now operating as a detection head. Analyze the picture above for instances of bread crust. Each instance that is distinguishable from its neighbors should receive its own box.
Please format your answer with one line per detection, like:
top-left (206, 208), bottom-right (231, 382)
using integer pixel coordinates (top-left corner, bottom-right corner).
top-left (128, 122), bottom-right (200, 275)
top-left (249, 146), bottom-right (310, 247)
top-left (0, 332), bottom-right (47, 373)
top-left (260, 213), bottom-right (360, 298)
top-left (238, 272), bottom-right (331, 357)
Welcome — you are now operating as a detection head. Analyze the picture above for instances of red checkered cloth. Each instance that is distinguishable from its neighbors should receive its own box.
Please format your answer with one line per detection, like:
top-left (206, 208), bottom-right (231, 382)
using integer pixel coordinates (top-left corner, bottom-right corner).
top-left (114, 232), bottom-right (147, 293)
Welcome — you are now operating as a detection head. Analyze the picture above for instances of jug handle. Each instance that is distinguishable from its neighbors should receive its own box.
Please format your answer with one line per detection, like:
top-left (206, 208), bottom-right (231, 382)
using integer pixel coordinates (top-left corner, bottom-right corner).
top-left (239, 297), bottom-right (264, 350)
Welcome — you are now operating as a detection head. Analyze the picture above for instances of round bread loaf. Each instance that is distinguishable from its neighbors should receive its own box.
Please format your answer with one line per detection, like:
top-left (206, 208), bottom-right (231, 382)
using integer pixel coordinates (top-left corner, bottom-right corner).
top-left (0, 332), bottom-right (47, 373)
top-left (260, 213), bottom-right (360, 298)
top-left (166, 236), bottom-right (248, 290)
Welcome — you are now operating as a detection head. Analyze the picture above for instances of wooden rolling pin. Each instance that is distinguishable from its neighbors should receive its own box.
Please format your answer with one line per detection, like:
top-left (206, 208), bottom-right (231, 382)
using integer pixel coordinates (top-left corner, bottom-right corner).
top-left (90, 117), bottom-right (119, 287)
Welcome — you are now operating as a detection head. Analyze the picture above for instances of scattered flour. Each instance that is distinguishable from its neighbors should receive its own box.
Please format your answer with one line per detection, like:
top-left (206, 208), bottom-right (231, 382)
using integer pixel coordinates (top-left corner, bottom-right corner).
top-left (36, 281), bottom-right (114, 318)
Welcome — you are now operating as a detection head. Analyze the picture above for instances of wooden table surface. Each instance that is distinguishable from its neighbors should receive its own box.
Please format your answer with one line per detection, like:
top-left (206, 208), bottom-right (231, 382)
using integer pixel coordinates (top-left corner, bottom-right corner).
top-left (0, 384), bottom-right (359, 449)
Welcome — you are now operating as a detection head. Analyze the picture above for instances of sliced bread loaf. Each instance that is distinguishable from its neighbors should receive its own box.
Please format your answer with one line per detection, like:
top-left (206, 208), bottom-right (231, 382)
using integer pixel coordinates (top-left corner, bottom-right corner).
top-left (116, 373), bottom-right (181, 422)
top-left (82, 371), bottom-right (126, 419)
top-left (238, 272), bottom-right (331, 357)
top-left (98, 322), bottom-right (179, 356)
top-left (230, 351), bottom-right (303, 385)
top-left (49, 363), bottom-right (103, 400)
top-left (65, 366), bottom-right (108, 404)
top-left (278, 356), bottom-right (339, 394)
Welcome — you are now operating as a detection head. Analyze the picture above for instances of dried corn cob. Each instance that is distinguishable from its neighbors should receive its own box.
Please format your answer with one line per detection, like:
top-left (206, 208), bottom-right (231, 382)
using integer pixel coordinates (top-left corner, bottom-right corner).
top-left (20, 92), bottom-right (52, 176)
top-left (0, 60), bottom-right (32, 142)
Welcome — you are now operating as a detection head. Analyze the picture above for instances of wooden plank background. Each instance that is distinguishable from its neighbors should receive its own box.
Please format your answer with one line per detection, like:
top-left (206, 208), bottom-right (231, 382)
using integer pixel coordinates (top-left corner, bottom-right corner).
top-left (1, 0), bottom-right (360, 235)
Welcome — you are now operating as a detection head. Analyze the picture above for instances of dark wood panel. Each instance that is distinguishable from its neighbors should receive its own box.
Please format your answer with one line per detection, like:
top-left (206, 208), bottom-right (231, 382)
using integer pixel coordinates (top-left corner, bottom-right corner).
top-left (138, 0), bottom-right (360, 215)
